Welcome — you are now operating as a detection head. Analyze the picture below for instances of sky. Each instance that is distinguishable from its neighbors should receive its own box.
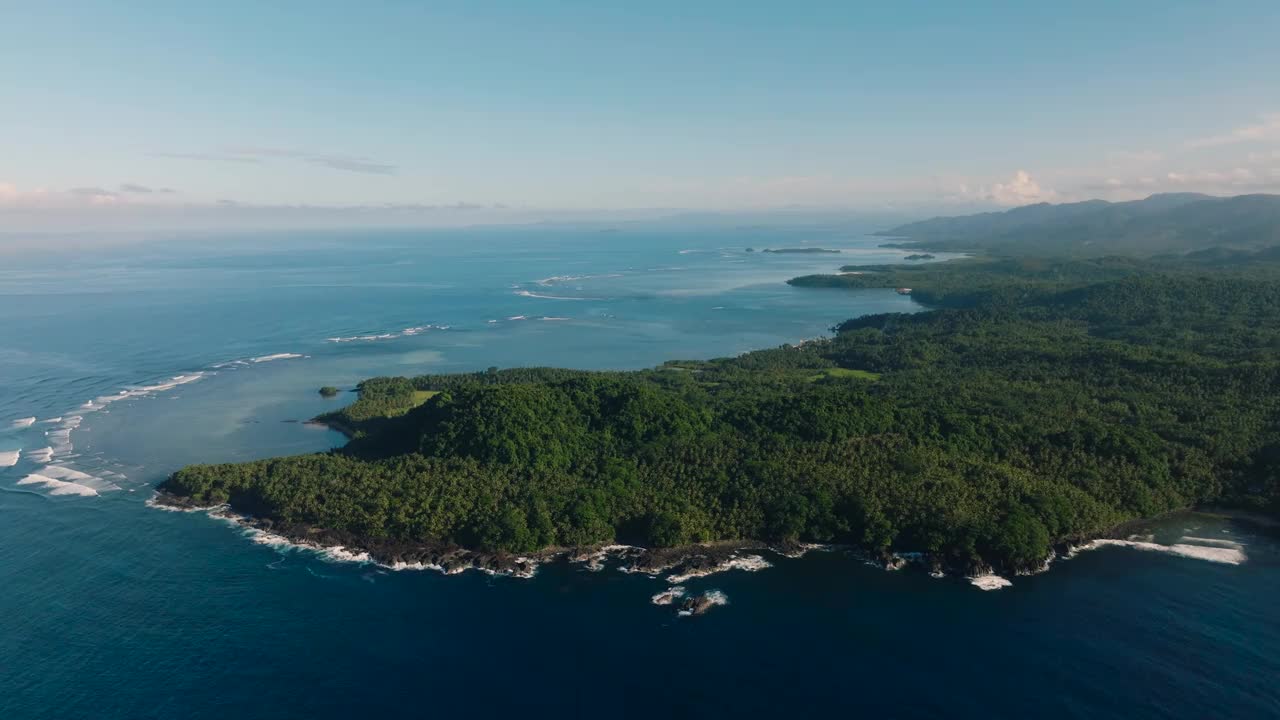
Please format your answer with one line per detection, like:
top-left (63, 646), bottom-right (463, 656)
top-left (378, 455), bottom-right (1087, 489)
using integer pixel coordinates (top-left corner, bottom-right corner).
top-left (3, 0), bottom-right (1280, 230)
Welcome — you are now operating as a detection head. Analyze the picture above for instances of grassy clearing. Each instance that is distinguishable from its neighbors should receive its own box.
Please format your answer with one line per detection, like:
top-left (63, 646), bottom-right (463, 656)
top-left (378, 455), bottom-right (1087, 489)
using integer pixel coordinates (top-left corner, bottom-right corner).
top-left (809, 367), bottom-right (881, 382)
top-left (412, 390), bottom-right (440, 405)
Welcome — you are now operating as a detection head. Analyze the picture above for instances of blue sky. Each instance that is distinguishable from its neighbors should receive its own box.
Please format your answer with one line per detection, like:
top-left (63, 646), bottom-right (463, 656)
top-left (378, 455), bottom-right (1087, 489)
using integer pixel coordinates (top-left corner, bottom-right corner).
top-left (2, 1), bottom-right (1279, 227)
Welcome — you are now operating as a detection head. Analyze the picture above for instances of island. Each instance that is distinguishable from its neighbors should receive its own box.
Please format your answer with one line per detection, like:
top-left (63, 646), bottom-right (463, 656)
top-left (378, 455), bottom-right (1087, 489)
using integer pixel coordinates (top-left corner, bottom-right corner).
top-left (157, 248), bottom-right (1280, 581)
top-left (318, 386), bottom-right (341, 398)
top-left (903, 253), bottom-right (935, 260)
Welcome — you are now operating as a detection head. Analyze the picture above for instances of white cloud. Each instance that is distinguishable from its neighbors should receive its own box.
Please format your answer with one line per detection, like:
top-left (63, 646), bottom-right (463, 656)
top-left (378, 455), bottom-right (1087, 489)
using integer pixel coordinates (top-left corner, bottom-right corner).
top-left (0, 183), bottom-right (54, 208)
top-left (986, 170), bottom-right (1056, 206)
top-left (1187, 113), bottom-right (1280, 149)
top-left (158, 146), bottom-right (398, 175)
top-left (0, 182), bottom-right (178, 209)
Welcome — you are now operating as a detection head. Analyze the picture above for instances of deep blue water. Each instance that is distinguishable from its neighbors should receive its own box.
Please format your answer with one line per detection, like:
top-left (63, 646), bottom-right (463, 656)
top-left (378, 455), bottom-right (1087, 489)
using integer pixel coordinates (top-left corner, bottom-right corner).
top-left (1, 227), bottom-right (1277, 719)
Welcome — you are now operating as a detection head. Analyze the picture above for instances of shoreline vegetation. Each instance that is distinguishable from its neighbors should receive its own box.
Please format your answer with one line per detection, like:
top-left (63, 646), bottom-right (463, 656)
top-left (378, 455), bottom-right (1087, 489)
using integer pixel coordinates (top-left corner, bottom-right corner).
top-left (149, 489), bottom-right (1253, 594)
top-left (159, 229), bottom-right (1280, 592)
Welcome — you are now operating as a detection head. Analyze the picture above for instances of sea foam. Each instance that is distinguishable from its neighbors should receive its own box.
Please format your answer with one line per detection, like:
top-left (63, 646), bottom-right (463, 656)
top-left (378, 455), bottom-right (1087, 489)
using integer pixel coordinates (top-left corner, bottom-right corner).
top-left (1178, 536), bottom-right (1242, 548)
top-left (17, 473), bottom-right (100, 497)
top-left (327, 325), bottom-right (449, 343)
top-left (675, 590), bottom-right (729, 617)
top-left (251, 353), bottom-right (306, 363)
top-left (535, 273), bottom-right (623, 286)
top-left (47, 373), bottom-right (208, 461)
top-left (0, 450), bottom-right (18, 467)
top-left (1080, 538), bottom-right (1246, 565)
top-left (513, 290), bottom-right (599, 301)
top-left (10, 417), bottom-right (36, 428)
top-left (666, 554), bottom-right (772, 584)
top-left (236, 521), bottom-right (374, 564)
top-left (969, 574), bottom-right (1013, 591)
top-left (651, 586), bottom-right (687, 606)
top-left (38, 464), bottom-right (119, 492)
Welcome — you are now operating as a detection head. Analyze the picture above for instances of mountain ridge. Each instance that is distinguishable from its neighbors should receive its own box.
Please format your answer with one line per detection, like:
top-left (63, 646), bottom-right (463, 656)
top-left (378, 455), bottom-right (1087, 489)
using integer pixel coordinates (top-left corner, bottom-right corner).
top-left (879, 193), bottom-right (1280, 256)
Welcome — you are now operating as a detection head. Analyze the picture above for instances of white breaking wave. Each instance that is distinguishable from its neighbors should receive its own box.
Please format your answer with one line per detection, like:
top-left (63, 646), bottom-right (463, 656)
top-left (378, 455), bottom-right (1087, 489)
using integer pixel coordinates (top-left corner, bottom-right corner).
top-left (251, 353), bottom-right (306, 363)
top-left (1179, 536), bottom-right (1243, 548)
top-left (702, 589), bottom-right (728, 605)
top-left (144, 496), bottom-right (223, 513)
top-left (570, 544), bottom-right (642, 572)
top-left (513, 290), bottom-right (601, 301)
top-left (1080, 538), bottom-right (1246, 565)
top-left (0, 450), bottom-right (18, 467)
top-left (92, 374), bottom-right (207, 407)
top-left (327, 324), bottom-right (450, 343)
top-left (38, 372), bottom-right (209, 472)
top-left (535, 273), bottom-right (623, 286)
top-left (651, 586), bottom-right (687, 605)
top-left (17, 473), bottom-right (99, 497)
top-left (10, 417), bottom-right (36, 428)
top-left (666, 554), bottom-right (772, 584)
top-left (204, 509), bottom-right (373, 564)
top-left (37, 464), bottom-right (119, 493)
top-left (245, 525), bottom-right (373, 564)
top-left (536, 274), bottom-right (589, 285)
top-left (44, 416), bottom-right (81, 457)
top-left (387, 560), bottom-right (446, 572)
top-left (969, 574), bottom-right (1013, 591)
top-left (675, 590), bottom-right (730, 617)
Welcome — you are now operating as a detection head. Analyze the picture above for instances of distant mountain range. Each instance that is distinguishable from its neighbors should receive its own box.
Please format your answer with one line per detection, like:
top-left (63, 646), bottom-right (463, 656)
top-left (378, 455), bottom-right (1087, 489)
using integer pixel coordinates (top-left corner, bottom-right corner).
top-left (879, 193), bottom-right (1280, 256)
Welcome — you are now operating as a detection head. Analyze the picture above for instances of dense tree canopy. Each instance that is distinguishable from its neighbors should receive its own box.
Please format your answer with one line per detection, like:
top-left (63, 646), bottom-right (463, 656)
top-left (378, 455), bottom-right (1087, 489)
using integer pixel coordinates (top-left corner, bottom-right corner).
top-left (164, 253), bottom-right (1280, 573)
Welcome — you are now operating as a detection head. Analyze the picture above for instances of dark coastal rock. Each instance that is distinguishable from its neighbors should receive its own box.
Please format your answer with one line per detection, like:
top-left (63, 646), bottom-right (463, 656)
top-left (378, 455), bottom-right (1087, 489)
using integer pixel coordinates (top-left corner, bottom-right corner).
top-left (149, 490), bottom-right (219, 511)
top-left (680, 596), bottom-right (715, 615)
top-left (677, 591), bottom-right (727, 616)
top-left (152, 487), bottom-right (1063, 584)
top-left (624, 542), bottom-right (761, 577)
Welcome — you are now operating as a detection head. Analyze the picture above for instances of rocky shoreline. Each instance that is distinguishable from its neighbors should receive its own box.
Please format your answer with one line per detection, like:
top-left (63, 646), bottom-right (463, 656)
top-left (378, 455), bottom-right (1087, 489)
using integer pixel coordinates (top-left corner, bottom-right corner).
top-left (151, 490), bottom-right (1255, 609)
top-left (156, 489), bottom-right (899, 578)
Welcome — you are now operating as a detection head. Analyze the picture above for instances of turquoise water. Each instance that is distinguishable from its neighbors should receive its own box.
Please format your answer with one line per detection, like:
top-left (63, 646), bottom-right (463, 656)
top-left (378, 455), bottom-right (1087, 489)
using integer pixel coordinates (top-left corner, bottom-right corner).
top-left (1, 227), bottom-right (1277, 719)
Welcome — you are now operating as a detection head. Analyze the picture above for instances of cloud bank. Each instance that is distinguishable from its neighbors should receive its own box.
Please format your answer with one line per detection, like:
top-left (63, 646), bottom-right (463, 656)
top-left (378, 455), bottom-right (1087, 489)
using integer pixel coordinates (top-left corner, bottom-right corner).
top-left (157, 146), bottom-right (397, 175)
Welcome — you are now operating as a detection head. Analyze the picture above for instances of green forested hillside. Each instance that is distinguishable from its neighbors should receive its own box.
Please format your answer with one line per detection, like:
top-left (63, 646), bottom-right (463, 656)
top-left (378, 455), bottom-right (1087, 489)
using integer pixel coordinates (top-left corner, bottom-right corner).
top-left (878, 193), bottom-right (1280, 256)
top-left (163, 255), bottom-right (1280, 574)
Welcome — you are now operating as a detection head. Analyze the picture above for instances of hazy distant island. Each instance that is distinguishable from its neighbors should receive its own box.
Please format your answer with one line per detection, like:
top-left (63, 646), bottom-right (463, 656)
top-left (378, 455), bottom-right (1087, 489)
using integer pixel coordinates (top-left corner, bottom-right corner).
top-left (903, 253), bottom-right (935, 260)
top-left (158, 196), bottom-right (1280, 582)
top-left (760, 247), bottom-right (841, 254)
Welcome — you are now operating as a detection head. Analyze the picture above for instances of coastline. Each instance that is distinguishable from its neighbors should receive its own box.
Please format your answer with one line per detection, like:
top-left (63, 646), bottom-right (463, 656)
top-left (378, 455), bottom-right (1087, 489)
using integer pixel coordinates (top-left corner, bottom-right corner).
top-left (150, 489), bottom-right (810, 580)
top-left (156, 255), bottom-right (1277, 598)
top-left (307, 416), bottom-right (355, 439)
top-left (151, 488), bottom-right (1259, 594)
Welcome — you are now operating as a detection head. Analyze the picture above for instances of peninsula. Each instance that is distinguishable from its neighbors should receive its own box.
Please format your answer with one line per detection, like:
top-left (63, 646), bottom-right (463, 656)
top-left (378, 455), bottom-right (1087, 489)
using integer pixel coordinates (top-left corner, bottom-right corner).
top-left (158, 245), bottom-right (1280, 579)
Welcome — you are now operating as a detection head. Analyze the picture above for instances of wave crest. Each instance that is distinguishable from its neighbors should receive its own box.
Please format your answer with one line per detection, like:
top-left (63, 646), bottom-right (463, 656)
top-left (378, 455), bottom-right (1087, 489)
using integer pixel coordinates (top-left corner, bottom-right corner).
top-left (17, 473), bottom-right (100, 497)
top-left (327, 324), bottom-right (450, 343)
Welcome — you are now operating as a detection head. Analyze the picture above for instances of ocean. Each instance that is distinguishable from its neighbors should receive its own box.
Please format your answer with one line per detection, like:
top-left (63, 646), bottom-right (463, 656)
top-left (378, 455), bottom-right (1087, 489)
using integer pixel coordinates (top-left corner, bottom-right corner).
top-left (1, 226), bottom-right (1277, 719)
